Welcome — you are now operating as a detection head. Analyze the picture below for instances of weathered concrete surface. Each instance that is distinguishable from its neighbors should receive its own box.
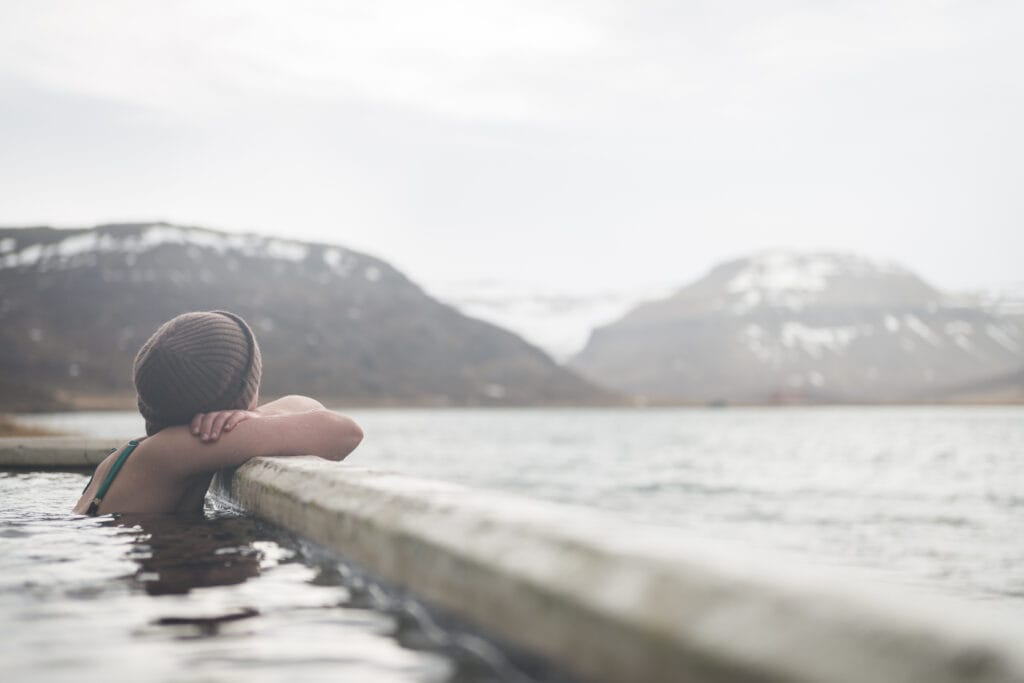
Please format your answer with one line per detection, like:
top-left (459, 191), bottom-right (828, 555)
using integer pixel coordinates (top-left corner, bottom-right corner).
top-left (213, 457), bottom-right (1024, 683)
top-left (0, 437), bottom-right (117, 467)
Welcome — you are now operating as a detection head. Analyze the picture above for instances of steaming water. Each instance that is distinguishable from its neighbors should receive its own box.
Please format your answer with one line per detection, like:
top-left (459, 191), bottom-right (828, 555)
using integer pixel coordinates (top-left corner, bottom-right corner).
top-left (15, 406), bottom-right (1024, 607)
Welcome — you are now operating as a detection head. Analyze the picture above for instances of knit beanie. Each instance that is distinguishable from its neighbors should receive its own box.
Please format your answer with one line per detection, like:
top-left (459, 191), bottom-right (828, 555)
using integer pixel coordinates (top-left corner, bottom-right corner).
top-left (133, 310), bottom-right (263, 435)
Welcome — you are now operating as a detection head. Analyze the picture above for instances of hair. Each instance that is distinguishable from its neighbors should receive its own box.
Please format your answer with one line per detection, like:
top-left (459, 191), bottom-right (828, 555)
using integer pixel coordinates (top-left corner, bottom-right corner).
top-left (133, 310), bottom-right (263, 435)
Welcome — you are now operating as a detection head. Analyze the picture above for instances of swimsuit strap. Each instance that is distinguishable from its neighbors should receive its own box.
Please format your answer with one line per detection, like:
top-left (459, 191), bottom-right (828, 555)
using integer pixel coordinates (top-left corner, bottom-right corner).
top-left (80, 447), bottom-right (118, 494)
top-left (86, 439), bottom-right (141, 516)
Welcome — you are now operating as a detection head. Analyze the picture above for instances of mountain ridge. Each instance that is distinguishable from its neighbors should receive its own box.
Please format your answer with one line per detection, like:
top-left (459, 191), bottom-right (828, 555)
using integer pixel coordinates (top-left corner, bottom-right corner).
top-left (0, 223), bottom-right (618, 411)
top-left (570, 250), bottom-right (1023, 404)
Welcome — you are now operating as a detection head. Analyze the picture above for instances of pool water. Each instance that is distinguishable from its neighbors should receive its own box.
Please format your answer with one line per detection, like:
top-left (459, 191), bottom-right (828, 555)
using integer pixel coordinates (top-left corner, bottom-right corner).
top-left (0, 471), bottom-right (567, 683)
top-left (14, 407), bottom-right (1024, 606)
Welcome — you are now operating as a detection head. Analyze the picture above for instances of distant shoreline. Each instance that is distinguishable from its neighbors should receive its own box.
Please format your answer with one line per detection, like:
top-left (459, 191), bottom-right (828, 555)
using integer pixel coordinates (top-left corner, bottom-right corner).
top-left (0, 415), bottom-right (65, 437)
top-left (4, 395), bottom-right (1022, 418)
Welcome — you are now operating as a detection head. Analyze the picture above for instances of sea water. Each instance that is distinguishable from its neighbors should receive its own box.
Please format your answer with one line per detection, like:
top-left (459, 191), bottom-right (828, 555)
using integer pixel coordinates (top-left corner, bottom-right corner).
top-left (15, 406), bottom-right (1024, 607)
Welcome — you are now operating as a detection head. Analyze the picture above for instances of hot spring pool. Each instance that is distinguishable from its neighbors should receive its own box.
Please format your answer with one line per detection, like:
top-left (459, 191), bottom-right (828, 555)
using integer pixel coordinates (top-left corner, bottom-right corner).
top-left (0, 470), bottom-right (570, 683)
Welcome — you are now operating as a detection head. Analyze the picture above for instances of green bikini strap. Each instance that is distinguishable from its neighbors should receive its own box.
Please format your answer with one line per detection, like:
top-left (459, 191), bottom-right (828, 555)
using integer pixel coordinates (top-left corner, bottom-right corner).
top-left (80, 446), bottom-right (117, 494)
top-left (86, 439), bottom-right (141, 516)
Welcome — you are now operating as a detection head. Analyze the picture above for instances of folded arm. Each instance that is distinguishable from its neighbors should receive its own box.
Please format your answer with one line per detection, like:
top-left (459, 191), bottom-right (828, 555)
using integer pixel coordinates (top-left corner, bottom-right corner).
top-left (161, 407), bottom-right (364, 477)
top-left (191, 395), bottom-right (329, 441)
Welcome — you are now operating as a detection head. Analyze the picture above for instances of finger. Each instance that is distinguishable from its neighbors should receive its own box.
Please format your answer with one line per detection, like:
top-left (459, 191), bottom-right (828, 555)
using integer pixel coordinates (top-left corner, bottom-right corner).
top-left (209, 411), bottom-right (233, 440)
top-left (200, 412), bottom-right (219, 441)
top-left (190, 413), bottom-right (204, 436)
top-left (223, 411), bottom-right (251, 432)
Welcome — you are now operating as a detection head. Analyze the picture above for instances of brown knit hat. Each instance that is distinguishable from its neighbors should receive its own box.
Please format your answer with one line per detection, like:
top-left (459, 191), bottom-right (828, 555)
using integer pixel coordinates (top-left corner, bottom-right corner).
top-left (133, 310), bottom-right (263, 435)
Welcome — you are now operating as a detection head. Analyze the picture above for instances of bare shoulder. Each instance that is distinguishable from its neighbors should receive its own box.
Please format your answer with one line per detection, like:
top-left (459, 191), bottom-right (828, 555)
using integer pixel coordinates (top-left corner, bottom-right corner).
top-left (148, 409), bottom-right (363, 477)
top-left (258, 394), bottom-right (326, 414)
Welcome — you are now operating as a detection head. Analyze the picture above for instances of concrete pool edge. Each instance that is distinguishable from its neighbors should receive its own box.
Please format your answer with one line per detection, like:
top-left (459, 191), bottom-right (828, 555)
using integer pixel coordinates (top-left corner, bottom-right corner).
top-left (213, 456), bottom-right (1024, 683)
top-left (0, 436), bottom-right (115, 467)
top-left (5, 439), bottom-right (1024, 683)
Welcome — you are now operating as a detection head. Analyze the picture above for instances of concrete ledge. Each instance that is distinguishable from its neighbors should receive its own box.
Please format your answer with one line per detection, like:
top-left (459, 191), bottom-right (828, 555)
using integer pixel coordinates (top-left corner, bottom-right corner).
top-left (213, 456), bottom-right (1024, 683)
top-left (0, 436), bottom-right (117, 467)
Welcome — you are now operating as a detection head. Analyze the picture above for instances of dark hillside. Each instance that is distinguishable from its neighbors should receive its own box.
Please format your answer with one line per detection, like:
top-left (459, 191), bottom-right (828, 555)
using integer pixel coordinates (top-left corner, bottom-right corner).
top-left (0, 223), bottom-right (616, 410)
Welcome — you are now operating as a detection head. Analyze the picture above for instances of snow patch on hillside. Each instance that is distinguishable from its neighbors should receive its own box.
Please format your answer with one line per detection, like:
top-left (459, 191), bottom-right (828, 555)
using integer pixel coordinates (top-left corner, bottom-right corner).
top-left (728, 252), bottom-right (838, 295)
top-left (726, 251), bottom-right (907, 313)
top-left (976, 282), bottom-right (1024, 318)
top-left (780, 322), bottom-right (862, 358)
top-left (741, 322), bottom-right (865, 363)
top-left (264, 239), bottom-right (308, 262)
top-left (738, 313), bottom-right (1021, 369)
top-left (986, 324), bottom-right (1021, 352)
top-left (0, 224), bottom-right (331, 271)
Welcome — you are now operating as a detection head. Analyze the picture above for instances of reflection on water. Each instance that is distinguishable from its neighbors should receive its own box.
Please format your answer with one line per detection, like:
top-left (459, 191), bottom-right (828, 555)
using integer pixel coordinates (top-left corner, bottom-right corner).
top-left (0, 471), bottom-right (571, 683)
top-left (118, 513), bottom-right (264, 596)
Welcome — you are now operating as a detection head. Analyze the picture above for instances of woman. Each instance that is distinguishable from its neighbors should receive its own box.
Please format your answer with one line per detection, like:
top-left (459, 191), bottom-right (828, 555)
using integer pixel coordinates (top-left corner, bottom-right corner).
top-left (74, 310), bottom-right (363, 516)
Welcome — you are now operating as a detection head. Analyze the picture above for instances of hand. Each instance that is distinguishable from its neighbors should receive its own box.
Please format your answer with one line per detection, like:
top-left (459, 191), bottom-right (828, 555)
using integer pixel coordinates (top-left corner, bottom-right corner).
top-left (190, 409), bottom-right (259, 442)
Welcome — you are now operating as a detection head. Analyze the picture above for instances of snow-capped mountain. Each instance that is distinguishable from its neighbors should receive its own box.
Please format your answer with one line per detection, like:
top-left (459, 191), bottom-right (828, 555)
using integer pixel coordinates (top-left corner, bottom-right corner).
top-left (570, 251), bottom-right (1023, 404)
top-left (0, 223), bottom-right (615, 410)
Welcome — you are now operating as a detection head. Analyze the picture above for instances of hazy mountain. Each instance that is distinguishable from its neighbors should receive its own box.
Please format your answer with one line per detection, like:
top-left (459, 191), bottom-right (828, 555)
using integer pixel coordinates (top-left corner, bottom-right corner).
top-left (426, 280), bottom-right (673, 362)
top-left (570, 251), bottom-right (1023, 404)
top-left (0, 223), bottom-right (616, 411)
top-left (975, 282), bottom-right (1024, 328)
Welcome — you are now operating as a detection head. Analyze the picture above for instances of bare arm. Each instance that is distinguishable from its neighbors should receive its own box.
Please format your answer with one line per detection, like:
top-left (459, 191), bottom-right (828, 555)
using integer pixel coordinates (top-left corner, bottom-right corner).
top-left (191, 395), bottom-right (329, 441)
top-left (161, 408), bottom-right (363, 477)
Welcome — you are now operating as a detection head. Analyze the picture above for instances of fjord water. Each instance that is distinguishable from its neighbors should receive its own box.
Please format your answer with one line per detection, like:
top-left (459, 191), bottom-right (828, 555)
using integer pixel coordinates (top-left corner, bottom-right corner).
top-left (17, 406), bottom-right (1024, 606)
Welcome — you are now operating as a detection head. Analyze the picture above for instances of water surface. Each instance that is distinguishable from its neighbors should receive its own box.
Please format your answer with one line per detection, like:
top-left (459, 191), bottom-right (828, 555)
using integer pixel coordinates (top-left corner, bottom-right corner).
top-left (17, 406), bottom-right (1024, 606)
top-left (0, 471), bottom-right (558, 683)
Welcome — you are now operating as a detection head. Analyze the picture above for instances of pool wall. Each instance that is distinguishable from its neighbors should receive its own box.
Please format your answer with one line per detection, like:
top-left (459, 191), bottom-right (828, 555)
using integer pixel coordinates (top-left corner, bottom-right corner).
top-left (0, 436), bottom-right (112, 467)
top-left (5, 436), bottom-right (1024, 683)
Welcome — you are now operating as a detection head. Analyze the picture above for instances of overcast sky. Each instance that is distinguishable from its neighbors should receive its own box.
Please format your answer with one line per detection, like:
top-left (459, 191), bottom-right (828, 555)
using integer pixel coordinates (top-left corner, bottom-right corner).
top-left (1, 1), bottom-right (1020, 295)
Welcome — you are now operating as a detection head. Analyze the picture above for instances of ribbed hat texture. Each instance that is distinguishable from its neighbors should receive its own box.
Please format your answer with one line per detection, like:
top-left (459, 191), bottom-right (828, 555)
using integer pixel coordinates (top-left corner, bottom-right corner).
top-left (133, 311), bottom-right (262, 435)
